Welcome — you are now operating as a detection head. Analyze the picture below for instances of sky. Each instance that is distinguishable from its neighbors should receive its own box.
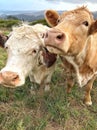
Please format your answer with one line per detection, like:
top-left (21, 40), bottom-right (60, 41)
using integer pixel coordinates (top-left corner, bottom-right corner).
top-left (0, 0), bottom-right (97, 12)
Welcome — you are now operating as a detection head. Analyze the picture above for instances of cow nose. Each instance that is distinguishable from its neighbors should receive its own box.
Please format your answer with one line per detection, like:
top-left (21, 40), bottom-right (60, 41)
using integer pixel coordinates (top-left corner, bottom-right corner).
top-left (0, 71), bottom-right (20, 86)
top-left (44, 29), bottom-right (65, 45)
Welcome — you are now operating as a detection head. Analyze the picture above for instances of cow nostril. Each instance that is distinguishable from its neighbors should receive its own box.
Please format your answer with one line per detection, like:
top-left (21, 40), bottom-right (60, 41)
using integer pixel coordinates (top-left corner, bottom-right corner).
top-left (56, 34), bottom-right (64, 40)
top-left (12, 75), bottom-right (19, 81)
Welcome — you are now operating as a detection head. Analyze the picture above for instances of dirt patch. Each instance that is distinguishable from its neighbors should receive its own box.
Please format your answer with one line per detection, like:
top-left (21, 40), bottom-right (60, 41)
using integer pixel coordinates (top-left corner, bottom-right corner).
top-left (46, 122), bottom-right (64, 130)
top-left (64, 118), bottom-right (82, 130)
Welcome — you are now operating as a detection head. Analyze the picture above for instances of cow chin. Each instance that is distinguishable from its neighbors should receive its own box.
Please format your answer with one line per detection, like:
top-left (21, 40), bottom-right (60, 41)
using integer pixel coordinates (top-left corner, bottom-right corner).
top-left (46, 45), bottom-right (65, 55)
top-left (0, 81), bottom-right (25, 88)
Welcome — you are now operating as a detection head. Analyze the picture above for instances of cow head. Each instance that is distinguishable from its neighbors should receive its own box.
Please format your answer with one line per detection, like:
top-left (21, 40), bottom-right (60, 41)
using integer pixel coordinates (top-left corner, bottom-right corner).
top-left (44, 6), bottom-right (94, 56)
top-left (0, 24), bottom-right (54, 88)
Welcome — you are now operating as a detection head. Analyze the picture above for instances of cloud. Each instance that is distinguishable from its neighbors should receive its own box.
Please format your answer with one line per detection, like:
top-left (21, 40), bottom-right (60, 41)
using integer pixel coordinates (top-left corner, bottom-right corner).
top-left (45, 0), bottom-right (97, 11)
top-left (46, 0), bottom-right (97, 4)
top-left (0, 0), bottom-right (97, 11)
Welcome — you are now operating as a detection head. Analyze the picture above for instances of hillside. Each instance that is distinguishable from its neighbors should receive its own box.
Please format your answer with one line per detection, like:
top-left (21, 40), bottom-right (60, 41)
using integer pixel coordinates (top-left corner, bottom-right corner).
top-left (0, 10), bottom-right (45, 22)
top-left (0, 10), bottom-right (97, 22)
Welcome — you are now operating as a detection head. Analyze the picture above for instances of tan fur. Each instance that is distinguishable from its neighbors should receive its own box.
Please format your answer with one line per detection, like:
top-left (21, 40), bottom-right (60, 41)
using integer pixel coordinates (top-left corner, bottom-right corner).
top-left (61, 6), bottom-right (93, 20)
top-left (45, 10), bottom-right (59, 27)
top-left (88, 20), bottom-right (97, 35)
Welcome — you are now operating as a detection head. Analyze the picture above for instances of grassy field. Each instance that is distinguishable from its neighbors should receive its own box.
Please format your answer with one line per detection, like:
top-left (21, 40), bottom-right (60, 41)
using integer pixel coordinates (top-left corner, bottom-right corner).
top-left (0, 21), bottom-right (97, 130)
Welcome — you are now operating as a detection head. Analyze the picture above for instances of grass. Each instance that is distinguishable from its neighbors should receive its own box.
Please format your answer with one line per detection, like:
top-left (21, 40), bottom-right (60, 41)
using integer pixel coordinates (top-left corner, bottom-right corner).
top-left (0, 29), bottom-right (97, 130)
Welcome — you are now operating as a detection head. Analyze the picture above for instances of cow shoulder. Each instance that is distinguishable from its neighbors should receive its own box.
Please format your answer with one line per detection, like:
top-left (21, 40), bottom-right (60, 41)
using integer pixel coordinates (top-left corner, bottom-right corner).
top-left (79, 34), bottom-right (97, 70)
top-left (45, 10), bottom-right (59, 27)
top-left (85, 19), bottom-right (97, 70)
top-left (87, 34), bottom-right (97, 70)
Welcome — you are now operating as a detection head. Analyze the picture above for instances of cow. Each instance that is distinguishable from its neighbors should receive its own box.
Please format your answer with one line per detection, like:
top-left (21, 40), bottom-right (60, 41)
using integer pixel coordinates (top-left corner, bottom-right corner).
top-left (0, 24), bottom-right (57, 93)
top-left (0, 32), bottom-right (8, 47)
top-left (44, 6), bottom-right (97, 105)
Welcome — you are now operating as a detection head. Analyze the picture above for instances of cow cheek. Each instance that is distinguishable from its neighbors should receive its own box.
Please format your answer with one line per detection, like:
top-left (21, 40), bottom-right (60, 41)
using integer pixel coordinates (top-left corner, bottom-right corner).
top-left (62, 41), bottom-right (70, 53)
top-left (2, 57), bottom-right (27, 80)
top-left (60, 34), bottom-right (70, 53)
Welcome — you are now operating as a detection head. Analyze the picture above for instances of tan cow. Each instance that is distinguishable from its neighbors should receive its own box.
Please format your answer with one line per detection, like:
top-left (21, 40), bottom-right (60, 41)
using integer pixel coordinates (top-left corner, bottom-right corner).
top-left (0, 24), bottom-right (56, 92)
top-left (44, 6), bottom-right (97, 105)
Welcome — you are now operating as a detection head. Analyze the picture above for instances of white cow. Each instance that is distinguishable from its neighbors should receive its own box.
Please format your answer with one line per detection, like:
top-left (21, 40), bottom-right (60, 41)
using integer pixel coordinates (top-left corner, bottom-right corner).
top-left (0, 24), bottom-right (56, 91)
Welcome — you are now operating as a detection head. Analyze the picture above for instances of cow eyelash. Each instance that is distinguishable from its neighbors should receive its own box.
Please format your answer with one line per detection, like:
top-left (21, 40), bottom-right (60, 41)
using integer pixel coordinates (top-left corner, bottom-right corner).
top-left (82, 21), bottom-right (89, 26)
top-left (27, 49), bottom-right (37, 55)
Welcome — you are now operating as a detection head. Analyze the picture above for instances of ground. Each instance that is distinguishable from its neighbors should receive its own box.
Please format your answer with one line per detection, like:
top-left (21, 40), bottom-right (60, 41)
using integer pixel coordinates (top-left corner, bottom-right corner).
top-left (0, 46), bottom-right (97, 130)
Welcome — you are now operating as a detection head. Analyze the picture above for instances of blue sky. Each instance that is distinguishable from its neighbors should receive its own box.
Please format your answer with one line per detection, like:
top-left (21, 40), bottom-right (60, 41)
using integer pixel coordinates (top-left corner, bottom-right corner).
top-left (0, 0), bottom-right (97, 11)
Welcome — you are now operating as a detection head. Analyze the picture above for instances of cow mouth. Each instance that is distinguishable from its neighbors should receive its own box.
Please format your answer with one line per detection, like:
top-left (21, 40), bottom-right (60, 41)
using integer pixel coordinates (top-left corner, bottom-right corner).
top-left (42, 47), bottom-right (57, 67)
top-left (0, 72), bottom-right (23, 88)
top-left (46, 44), bottom-right (65, 55)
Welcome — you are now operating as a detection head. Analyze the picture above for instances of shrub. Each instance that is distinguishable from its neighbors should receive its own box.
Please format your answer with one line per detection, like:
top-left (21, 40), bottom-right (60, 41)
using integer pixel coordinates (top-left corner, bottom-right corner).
top-left (29, 19), bottom-right (49, 26)
top-left (0, 19), bottom-right (21, 29)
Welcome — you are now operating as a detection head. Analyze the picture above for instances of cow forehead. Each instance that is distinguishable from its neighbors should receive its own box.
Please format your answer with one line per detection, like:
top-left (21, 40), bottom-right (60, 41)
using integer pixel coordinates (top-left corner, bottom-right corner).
top-left (9, 24), bottom-right (48, 42)
top-left (6, 24), bottom-right (49, 53)
top-left (60, 7), bottom-right (93, 24)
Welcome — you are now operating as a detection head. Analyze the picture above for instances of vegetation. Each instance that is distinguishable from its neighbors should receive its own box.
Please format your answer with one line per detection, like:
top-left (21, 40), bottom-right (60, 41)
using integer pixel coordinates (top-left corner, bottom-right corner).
top-left (7, 15), bottom-right (19, 20)
top-left (0, 19), bottom-right (97, 130)
top-left (0, 19), bottom-right (21, 31)
top-left (29, 19), bottom-right (48, 26)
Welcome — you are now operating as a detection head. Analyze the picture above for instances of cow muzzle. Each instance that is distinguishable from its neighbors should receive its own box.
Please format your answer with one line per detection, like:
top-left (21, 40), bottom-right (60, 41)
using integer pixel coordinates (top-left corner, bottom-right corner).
top-left (44, 29), bottom-right (66, 53)
top-left (0, 71), bottom-right (20, 88)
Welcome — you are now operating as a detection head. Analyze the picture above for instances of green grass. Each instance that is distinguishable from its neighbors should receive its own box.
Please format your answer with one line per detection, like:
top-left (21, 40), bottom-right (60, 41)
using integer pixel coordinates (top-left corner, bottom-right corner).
top-left (0, 23), bottom-right (97, 130)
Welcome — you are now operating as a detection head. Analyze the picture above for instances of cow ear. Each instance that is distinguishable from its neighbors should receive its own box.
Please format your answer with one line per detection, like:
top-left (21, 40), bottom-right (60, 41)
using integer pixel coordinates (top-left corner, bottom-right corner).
top-left (88, 20), bottom-right (97, 35)
top-left (45, 10), bottom-right (59, 27)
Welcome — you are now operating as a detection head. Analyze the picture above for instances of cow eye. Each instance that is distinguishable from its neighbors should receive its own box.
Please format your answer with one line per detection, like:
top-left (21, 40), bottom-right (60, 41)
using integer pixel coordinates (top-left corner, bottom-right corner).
top-left (83, 21), bottom-right (89, 26)
top-left (5, 46), bottom-right (8, 50)
top-left (57, 19), bottom-right (60, 23)
top-left (41, 33), bottom-right (45, 38)
top-left (32, 50), bottom-right (37, 53)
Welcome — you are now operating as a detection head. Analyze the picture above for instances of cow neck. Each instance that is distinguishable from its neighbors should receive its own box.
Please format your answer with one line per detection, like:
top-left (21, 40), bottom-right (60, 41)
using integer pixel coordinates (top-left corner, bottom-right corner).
top-left (63, 53), bottom-right (94, 87)
top-left (76, 54), bottom-right (94, 87)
